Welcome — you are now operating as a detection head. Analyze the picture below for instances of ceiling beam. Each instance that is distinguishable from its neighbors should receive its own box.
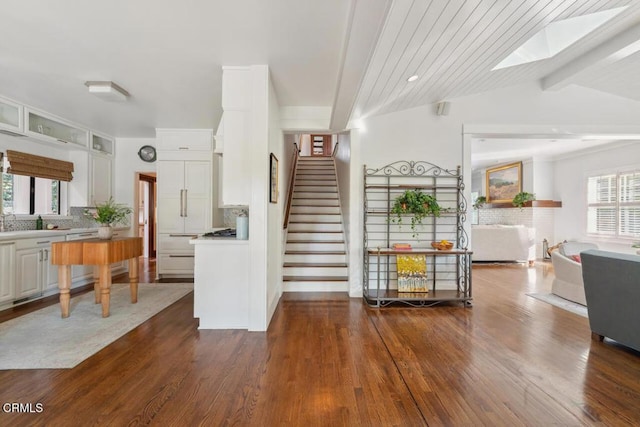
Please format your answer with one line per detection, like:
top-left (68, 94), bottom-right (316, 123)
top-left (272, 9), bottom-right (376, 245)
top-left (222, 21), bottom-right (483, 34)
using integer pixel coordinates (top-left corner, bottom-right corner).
top-left (541, 22), bottom-right (640, 91)
top-left (329, 0), bottom-right (391, 131)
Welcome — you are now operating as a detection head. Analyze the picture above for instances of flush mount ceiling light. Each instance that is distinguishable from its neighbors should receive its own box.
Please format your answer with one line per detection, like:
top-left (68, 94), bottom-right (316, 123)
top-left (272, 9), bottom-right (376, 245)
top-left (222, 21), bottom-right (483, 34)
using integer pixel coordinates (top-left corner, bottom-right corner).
top-left (407, 75), bottom-right (419, 82)
top-left (493, 6), bottom-right (627, 70)
top-left (84, 81), bottom-right (130, 102)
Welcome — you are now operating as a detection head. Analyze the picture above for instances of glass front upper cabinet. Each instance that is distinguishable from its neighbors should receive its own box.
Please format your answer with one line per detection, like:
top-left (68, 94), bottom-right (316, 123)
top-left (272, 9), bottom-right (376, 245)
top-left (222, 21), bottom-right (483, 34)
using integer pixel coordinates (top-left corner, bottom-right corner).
top-left (0, 97), bottom-right (23, 134)
top-left (91, 133), bottom-right (114, 156)
top-left (25, 109), bottom-right (89, 147)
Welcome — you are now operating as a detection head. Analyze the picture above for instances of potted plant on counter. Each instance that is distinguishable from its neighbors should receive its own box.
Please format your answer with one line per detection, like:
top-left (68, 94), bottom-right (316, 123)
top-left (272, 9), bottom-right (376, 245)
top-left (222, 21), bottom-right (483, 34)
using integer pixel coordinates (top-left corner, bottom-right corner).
top-left (85, 197), bottom-right (132, 239)
top-left (391, 189), bottom-right (441, 238)
top-left (512, 192), bottom-right (536, 209)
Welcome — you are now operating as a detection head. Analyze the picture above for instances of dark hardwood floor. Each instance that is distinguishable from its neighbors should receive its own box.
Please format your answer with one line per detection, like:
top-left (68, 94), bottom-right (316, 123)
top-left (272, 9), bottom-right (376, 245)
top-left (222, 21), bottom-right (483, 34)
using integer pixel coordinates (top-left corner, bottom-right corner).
top-left (1, 261), bottom-right (639, 426)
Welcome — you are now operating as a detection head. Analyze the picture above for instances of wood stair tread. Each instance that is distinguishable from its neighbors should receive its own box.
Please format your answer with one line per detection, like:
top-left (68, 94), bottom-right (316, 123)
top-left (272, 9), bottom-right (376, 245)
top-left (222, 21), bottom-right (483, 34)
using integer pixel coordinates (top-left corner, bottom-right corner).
top-left (287, 240), bottom-right (344, 244)
top-left (285, 250), bottom-right (346, 255)
top-left (283, 263), bottom-right (347, 267)
top-left (283, 276), bottom-right (348, 282)
top-left (288, 230), bottom-right (342, 233)
top-left (289, 221), bottom-right (342, 224)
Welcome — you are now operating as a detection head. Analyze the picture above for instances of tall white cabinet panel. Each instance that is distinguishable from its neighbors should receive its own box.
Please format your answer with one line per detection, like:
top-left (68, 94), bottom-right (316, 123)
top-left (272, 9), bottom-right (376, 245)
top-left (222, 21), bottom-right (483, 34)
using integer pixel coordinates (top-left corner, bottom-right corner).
top-left (90, 154), bottom-right (112, 204)
top-left (0, 242), bottom-right (16, 303)
top-left (155, 133), bottom-right (213, 278)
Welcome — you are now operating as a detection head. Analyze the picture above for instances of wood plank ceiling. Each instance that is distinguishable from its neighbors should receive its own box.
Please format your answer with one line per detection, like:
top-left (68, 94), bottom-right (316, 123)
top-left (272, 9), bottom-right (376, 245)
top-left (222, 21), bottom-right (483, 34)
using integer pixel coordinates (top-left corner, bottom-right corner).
top-left (351, 0), bottom-right (640, 121)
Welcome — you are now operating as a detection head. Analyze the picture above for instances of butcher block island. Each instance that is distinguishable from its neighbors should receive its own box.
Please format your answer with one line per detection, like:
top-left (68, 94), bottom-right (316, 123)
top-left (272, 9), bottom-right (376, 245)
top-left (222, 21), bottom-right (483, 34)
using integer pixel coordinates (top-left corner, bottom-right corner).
top-left (51, 237), bottom-right (143, 318)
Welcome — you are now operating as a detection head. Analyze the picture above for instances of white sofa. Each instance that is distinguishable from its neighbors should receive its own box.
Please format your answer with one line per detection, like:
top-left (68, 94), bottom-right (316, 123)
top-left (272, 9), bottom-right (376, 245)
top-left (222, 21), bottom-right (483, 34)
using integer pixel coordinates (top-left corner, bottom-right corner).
top-left (551, 241), bottom-right (598, 305)
top-left (471, 225), bottom-right (536, 265)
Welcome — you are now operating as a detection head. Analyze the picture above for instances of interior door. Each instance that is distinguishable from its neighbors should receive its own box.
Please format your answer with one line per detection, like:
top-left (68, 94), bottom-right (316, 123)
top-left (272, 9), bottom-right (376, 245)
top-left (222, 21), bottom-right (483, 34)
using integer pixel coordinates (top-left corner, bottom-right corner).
top-left (310, 134), bottom-right (331, 156)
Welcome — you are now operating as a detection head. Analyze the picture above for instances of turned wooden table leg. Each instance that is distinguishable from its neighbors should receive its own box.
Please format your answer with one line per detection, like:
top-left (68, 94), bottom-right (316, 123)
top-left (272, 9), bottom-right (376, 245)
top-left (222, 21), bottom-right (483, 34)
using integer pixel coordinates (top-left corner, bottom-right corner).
top-left (129, 257), bottom-right (139, 304)
top-left (93, 265), bottom-right (101, 304)
top-left (58, 265), bottom-right (72, 318)
top-left (99, 264), bottom-right (112, 318)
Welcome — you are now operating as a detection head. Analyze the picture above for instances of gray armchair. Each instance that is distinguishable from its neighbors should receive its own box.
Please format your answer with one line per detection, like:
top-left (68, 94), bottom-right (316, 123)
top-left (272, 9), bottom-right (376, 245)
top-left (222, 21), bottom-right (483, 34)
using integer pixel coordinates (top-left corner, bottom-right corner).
top-left (581, 250), bottom-right (640, 352)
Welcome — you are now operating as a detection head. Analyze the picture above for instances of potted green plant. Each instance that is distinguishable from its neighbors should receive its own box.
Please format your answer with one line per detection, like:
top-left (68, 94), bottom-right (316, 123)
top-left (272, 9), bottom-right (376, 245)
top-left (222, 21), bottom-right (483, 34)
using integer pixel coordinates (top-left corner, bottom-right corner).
top-left (512, 191), bottom-right (536, 209)
top-left (390, 189), bottom-right (441, 237)
top-left (84, 197), bottom-right (132, 239)
top-left (473, 195), bottom-right (486, 209)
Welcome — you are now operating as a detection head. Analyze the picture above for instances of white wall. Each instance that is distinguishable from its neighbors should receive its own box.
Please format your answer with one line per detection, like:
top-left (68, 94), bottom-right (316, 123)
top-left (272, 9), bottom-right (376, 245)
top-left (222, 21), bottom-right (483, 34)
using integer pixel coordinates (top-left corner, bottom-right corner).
top-left (267, 76), bottom-right (284, 324)
top-left (113, 138), bottom-right (156, 215)
top-left (553, 141), bottom-right (640, 255)
top-left (335, 132), bottom-right (351, 250)
top-left (345, 82), bottom-right (640, 292)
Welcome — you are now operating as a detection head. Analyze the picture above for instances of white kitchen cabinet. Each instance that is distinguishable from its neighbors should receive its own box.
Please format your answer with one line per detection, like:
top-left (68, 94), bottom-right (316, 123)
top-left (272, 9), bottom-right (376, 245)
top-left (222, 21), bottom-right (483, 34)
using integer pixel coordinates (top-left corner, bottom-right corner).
top-left (91, 133), bottom-right (114, 156)
top-left (157, 160), bottom-right (211, 277)
top-left (0, 96), bottom-right (23, 135)
top-left (25, 108), bottom-right (89, 147)
top-left (0, 241), bottom-right (16, 304)
top-left (157, 160), bottom-right (211, 234)
top-left (156, 129), bottom-right (213, 151)
top-left (15, 236), bottom-right (65, 298)
top-left (90, 153), bottom-right (112, 204)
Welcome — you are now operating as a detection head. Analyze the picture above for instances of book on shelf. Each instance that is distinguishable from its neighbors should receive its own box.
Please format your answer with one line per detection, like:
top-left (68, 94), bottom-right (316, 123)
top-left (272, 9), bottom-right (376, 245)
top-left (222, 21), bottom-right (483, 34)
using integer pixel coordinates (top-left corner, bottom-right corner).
top-left (392, 243), bottom-right (412, 250)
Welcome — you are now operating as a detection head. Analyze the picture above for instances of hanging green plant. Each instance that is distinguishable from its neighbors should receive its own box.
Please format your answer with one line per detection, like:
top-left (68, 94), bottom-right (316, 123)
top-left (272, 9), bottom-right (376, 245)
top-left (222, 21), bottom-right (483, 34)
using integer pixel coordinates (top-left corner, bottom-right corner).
top-left (390, 189), bottom-right (441, 237)
top-left (473, 195), bottom-right (486, 209)
top-left (512, 191), bottom-right (536, 209)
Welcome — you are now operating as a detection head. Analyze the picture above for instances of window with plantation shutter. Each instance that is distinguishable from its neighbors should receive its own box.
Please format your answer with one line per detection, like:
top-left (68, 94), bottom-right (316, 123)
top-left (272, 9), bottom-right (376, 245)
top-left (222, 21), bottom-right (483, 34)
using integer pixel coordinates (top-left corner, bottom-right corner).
top-left (587, 171), bottom-right (640, 237)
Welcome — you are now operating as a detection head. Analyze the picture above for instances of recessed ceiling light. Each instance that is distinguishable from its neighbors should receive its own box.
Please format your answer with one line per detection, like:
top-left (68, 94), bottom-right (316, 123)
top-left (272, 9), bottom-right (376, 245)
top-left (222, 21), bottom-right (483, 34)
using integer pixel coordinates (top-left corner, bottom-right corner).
top-left (407, 75), bottom-right (419, 82)
top-left (493, 6), bottom-right (627, 70)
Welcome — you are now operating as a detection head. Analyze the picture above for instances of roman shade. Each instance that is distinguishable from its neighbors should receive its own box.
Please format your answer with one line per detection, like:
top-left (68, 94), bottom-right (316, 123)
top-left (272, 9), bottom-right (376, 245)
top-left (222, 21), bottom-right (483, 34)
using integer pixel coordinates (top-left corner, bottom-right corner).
top-left (6, 150), bottom-right (74, 182)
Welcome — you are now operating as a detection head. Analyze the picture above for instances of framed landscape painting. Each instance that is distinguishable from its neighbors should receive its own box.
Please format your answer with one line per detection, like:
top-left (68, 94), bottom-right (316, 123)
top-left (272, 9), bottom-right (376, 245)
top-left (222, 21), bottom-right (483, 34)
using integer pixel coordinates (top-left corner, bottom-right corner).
top-left (486, 162), bottom-right (522, 202)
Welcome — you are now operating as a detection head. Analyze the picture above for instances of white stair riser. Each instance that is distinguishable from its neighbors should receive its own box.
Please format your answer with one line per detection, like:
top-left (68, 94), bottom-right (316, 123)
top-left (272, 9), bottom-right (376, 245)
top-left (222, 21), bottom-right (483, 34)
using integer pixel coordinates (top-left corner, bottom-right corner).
top-left (284, 253), bottom-right (346, 263)
top-left (290, 206), bottom-right (340, 214)
top-left (295, 185), bottom-right (337, 192)
top-left (283, 266), bottom-right (347, 276)
top-left (283, 282), bottom-right (348, 292)
top-left (292, 199), bottom-right (339, 206)
top-left (292, 192), bottom-right (338, 200)
top-left (296, 165), bottom-right (336, 175)
top-left (286, 242), bottom-right (345, 251)
top-left (289, 214), bottom-right (341, 222)
top-left (287, 232), bottom-right (343, 241)
top-left (294, 174), bottom-right (336, 180)
top-left (288, 223), bottom-right (342, 232)
top-left (296, 179), bottom-right (338, 188)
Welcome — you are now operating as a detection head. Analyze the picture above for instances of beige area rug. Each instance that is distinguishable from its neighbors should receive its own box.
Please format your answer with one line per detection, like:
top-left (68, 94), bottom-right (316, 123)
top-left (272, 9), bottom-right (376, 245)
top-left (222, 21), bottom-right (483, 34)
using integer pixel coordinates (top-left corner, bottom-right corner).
top-left (527, 293), bottom-right (588, 318)
top-left (0, 283), bottom-right (193, 370)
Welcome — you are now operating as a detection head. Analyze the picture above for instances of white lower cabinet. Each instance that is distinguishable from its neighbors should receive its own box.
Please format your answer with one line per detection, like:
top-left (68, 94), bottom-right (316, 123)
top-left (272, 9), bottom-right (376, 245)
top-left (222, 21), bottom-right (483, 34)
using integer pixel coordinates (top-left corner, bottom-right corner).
top-left (0, 241), bottom-right (16, 304)
top-left (15, 236), bottom-right (65, 299)
top-left (157, 234), bottom-right (197, 276)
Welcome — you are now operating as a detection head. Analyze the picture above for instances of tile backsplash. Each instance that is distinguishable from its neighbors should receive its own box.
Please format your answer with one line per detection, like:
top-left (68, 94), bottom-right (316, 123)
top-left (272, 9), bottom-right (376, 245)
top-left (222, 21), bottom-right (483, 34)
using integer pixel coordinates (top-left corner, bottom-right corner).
top-left (1, 206), bottom-right (132, 232)
top-left (223, 207), bottom-right (249, 228)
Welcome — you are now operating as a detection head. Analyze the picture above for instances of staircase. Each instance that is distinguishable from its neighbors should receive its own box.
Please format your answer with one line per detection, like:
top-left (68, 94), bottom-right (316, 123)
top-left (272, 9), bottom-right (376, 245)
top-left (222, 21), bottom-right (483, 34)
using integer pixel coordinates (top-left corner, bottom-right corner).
top-left (283, 156), bottom-right (348, 291)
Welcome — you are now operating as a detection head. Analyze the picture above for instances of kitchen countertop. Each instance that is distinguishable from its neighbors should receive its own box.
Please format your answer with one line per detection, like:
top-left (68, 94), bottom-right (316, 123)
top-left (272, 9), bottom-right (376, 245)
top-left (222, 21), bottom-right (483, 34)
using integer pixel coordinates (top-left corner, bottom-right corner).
top-left (0, 226), bottom-right (130, 242)
top-left (190, 236), bottom-right (249, 245)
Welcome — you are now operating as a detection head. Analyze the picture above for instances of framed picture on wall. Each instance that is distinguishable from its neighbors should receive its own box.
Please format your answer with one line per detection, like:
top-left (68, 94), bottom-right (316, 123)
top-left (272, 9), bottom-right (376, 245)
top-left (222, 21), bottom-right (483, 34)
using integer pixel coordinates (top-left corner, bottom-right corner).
top-left (486, 161), bottom-right (522, 202)
top-left (269, 153), bottom-right (279, 203)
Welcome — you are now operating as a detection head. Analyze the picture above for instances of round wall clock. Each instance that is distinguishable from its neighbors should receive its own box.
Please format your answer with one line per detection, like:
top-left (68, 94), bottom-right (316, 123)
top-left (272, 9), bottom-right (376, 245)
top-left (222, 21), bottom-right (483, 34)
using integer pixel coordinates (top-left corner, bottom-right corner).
top-left (138, 145), bottom-right (157, 162)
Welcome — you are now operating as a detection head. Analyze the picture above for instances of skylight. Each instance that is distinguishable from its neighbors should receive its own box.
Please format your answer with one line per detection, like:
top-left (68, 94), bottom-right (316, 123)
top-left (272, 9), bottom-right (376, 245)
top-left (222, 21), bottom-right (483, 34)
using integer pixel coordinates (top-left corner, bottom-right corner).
top-left (493, 6), bottom-right (627, 70)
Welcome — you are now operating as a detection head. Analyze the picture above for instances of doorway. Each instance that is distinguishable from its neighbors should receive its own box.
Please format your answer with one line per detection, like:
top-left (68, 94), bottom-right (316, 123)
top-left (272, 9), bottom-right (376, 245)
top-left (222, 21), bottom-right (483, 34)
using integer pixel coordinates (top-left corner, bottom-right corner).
top-left (136, 173), bottom-right (156, 258)
top-left (310, 134), bottom-right (332, 156)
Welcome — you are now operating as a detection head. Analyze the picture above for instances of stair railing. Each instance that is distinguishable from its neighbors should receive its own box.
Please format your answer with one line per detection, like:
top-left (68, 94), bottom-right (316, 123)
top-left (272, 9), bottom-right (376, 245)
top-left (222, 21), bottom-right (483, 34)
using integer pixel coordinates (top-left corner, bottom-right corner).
top-left (283, 142), bottom-right (301, 229)
top-left (331, 140), bottom-right (339, 158)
